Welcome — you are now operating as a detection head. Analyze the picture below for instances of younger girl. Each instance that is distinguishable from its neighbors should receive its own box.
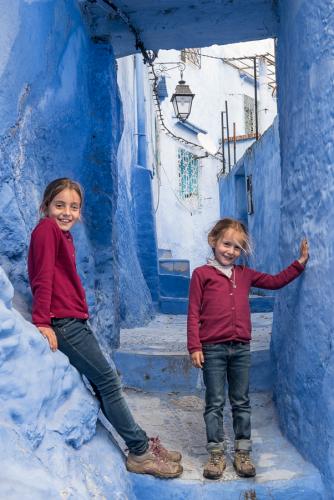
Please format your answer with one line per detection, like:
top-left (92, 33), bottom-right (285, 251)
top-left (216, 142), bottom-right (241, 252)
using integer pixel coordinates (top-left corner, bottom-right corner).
top-left (28, 178), bottom-right (183, 479)
top-left (187, 218), bottom-right (309, 480)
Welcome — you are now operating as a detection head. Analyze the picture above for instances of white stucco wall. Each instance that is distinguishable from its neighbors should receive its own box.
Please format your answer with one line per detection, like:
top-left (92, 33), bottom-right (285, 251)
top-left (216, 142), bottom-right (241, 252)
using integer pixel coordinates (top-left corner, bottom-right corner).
top-left (116, 42), bottom-right (276, 272)
top-left (152, 41), bottom-right (277, 270)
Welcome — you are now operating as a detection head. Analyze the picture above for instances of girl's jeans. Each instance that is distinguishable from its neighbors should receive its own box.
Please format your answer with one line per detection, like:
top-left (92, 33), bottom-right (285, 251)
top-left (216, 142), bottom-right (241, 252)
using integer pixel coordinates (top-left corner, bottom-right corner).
top-left (52, 317), bottom-right (148, 455)
top-left (202, 341), bottom-right (252, 453)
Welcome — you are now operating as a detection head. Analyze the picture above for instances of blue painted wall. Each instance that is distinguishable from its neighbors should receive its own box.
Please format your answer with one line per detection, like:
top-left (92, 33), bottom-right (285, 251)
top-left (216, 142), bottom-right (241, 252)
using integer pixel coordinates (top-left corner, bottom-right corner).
top-left (0, 1), bottom-right (155, 496)
top-left (273, 0), bottom-right (334, 493)
top-left (79, 0), bottom-right (279, 58)
top-left (0, 0), bottom-right (153, 348)
top-left (131, 56), bottom-right (160, 305)
top-left (116, 56), bottom-right (156, 327)
top-left (0, 0), bottom-right (333, 496)
top-left (219, 118), bottom-right (281, 277)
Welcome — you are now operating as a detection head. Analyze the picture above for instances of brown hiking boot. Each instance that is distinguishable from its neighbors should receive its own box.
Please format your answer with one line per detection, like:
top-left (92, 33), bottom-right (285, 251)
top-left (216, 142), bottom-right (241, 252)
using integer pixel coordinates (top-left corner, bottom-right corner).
top-left (233, 450), bottom-right (256, 477)
top-left (203, 450), bottom-right (226, 479)
top-left (126, 441), bottom-right (183, 479)
top-left (149, 436), bottom-right (182, 462)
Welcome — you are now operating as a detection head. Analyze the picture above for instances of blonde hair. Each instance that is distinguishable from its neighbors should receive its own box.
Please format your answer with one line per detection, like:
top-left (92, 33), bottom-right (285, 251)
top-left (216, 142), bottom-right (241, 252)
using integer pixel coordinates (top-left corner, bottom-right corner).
top-left (208, 218), bottom-right (252, 256)
top-left (40, 178), bottom-right (84, 216)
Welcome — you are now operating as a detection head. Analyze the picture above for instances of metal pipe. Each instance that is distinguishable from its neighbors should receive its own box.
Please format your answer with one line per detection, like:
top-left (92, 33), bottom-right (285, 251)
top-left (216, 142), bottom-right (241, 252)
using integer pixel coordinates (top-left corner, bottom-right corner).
top-left (225, 100), bottom-right (231, 172)
top-left (221, 111), bottom-right (226, 174)
top-left (253, 57), bottom-right (259, 140)
top-left (135, 54), bottom-right (147, 168)
top-left (233, 122), bottom-right (236, 165)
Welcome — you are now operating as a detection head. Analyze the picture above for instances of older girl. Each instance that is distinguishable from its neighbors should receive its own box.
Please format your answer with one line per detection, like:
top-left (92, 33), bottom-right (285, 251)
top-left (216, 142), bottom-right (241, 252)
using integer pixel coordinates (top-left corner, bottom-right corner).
top-left (28, 178), bottom-right (182, 479)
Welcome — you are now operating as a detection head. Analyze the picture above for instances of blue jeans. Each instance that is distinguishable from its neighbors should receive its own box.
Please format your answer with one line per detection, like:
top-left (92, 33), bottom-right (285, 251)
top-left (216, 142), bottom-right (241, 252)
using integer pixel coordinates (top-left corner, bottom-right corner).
top-left (52, 318), bottom-right (148, 455)
top-left (202, 341), bottom-right (251, 452)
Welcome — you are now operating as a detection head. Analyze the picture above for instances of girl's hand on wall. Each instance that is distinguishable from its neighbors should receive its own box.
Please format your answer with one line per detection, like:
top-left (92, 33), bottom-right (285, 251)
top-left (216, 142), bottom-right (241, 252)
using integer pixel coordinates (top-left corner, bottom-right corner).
top-left (191, 351), bottom-right (204, 368)
top-left (298, 239), bottom-right (309, 265)
top-left (38, 326), bottom-right (58, 352)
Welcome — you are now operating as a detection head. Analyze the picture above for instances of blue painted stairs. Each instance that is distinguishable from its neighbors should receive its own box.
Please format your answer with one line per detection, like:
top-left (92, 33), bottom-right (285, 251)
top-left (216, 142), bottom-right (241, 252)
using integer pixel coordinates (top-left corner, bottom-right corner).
top-left (158, 248), bottom-right (190, 314)
top-left (158, 248), bottom-right (275, 315)
top-left (112, 251), bottom-right (325, 496)
top-left (115, 310), bottom-right (325, 498)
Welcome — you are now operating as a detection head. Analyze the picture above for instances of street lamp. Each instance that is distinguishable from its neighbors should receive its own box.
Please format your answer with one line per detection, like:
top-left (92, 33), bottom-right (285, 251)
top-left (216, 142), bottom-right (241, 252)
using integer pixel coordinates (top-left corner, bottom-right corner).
top-left (170, 74), bottom-right (195, 122)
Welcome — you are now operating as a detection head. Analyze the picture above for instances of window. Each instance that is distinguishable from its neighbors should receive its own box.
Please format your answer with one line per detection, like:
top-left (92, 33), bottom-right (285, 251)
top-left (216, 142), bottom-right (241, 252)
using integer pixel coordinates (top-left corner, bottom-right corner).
top-left (180, 48), bottom-right (201, 69)
top-left (243, 95), bottom-right (255, 134)
top-left (178, 148), bottom-right (199, 199)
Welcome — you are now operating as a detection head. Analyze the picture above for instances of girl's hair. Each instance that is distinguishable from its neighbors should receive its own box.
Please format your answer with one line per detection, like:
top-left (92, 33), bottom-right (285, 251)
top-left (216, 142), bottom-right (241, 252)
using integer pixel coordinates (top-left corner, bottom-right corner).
top-left (208, 218), bottom-right (252, 256)
top-left (40, 178), bottom-right (84, 216)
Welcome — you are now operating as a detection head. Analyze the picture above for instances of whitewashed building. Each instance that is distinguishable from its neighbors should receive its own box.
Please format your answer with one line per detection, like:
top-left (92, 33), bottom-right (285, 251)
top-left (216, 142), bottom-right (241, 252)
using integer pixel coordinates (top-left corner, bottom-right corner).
top-left (116, 40), bottom-right (277, 272)
top-left (151, 40), bottom-right (277, 270)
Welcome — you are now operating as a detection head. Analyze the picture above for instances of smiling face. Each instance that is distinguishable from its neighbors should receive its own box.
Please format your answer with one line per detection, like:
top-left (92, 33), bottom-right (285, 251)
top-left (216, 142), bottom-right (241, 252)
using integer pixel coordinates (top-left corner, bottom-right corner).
top-left (211, 228), bottom-right (245, 266)
top-left (46, 188), bottom-right (81, 231)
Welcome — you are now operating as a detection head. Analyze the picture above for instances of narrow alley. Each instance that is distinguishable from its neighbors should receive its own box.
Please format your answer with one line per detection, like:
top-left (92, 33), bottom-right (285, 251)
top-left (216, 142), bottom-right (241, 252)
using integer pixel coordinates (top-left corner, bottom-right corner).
top-left (0, 1), bottom-right (333, 498)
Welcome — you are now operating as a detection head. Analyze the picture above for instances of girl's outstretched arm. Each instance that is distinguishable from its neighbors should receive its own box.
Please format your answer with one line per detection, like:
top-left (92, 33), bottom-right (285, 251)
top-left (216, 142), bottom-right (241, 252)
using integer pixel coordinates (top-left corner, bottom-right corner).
top-left (298, 239), bottom-right (309, 265)
top-left (249, 239), bottom-right (308, 289)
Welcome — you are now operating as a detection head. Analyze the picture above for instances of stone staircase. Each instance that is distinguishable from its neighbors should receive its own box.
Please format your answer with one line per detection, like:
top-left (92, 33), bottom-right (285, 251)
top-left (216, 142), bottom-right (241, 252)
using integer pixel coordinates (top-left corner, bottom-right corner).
top-left (114, 310), bottom-right (325, 499)
top-left (158, 248), bottom-right (275, 315)
top-left (158, 248), bottom-right (190, 314)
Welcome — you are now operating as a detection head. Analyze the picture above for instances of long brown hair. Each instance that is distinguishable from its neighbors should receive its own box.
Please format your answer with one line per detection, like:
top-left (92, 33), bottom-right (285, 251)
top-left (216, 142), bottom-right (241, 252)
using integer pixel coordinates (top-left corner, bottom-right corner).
top-left (40, 178), bottom-right (84, 216)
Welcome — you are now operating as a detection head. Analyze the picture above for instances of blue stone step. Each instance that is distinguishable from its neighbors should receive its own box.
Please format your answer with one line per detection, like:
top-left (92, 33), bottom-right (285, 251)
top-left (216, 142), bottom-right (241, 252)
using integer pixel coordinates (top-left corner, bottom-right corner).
top-left (250, 295), bottom-right (274, 312)
top-left (117, 313), bottom-right (274, 393)
top-left (159, 274), bottom-right (190, 299)
top-left (130, 448), bottom-right (325, 499)
top-left (158, 248), bottom-right (173, 259)
top-left (159, 297), bottom-right (188, 314)
top-left (114, 349), bottom-right (272, 393)
top-left (117, 314), bottom-right (325, 495)
top-left (158, 259), bottom-right (190, 277)
top-left (159, 296), bottom-right (274, 315)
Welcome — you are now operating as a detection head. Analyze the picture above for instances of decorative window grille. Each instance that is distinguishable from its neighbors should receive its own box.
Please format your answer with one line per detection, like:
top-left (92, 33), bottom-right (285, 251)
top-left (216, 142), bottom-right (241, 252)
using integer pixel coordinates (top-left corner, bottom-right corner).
top-left (243, 95), bottom-right (255, 134)
top-left (180, 48), bottom-right (201, 69)
top-left (178, 148), bottom-right (199, 199)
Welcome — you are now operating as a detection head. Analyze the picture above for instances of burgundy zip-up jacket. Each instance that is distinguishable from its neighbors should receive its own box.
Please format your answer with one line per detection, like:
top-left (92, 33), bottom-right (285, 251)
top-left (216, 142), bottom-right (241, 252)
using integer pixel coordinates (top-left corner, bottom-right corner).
top-left (187, 260), bottom-right (305, 353)
top-left (28, 217), bottom-right (89, 327)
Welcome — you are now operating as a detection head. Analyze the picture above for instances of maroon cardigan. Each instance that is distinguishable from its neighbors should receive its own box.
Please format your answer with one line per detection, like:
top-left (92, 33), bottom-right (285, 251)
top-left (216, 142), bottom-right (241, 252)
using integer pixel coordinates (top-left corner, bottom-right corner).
top-left (187, 261), bottom-right (304, 353)
top-left (28, 217), bottom-right (89, 327)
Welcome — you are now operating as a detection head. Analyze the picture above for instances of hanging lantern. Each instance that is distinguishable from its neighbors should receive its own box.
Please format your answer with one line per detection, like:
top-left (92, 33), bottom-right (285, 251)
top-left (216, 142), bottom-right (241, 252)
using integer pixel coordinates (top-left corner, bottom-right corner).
top-left (170, 77), bottom-right (195, 122)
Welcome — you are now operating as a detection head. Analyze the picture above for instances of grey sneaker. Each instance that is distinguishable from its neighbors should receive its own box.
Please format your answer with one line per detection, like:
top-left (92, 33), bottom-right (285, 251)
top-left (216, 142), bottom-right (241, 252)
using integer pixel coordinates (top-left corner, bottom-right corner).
top-left (126, 441), bottom-right (183, 479)
top-left (233, 450), bottom-right (256, 477)
top-left (149, 436), bottom-right (182, 462)
top-left (203, 450), bottom-right (226, 479)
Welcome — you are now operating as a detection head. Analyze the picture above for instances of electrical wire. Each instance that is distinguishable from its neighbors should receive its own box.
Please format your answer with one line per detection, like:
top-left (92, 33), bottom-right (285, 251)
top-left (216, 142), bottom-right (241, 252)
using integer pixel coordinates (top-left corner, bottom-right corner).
top-left (95, 0), bottom-right (225, 207)
top-left (95, 0), bottom-right (222, 159)
top-left (159, 162), bottom-right (196, 216)
top-left (99, 0), bottom-right (158, 64)
top-left (148, 64), bottom-right (223, 160)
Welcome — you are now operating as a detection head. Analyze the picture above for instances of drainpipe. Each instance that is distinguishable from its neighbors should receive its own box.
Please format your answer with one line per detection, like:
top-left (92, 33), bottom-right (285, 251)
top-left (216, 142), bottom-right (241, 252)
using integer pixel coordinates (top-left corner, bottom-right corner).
top-left (253, 57), bottom-right (259, 140)
top-left (132, 54), bottom-right (160, 305)
top-left (135, 54), bottom-right (147, 168)
top-left (258, 56), bottom-right (270, 134)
